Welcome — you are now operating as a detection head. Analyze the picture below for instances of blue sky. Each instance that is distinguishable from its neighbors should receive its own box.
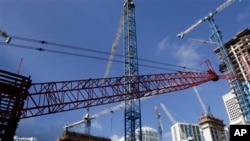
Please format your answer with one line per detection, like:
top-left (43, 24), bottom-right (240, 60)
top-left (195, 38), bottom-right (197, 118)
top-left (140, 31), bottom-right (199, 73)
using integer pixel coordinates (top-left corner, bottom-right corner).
top-left (0, 0), bottom-right (249, 141)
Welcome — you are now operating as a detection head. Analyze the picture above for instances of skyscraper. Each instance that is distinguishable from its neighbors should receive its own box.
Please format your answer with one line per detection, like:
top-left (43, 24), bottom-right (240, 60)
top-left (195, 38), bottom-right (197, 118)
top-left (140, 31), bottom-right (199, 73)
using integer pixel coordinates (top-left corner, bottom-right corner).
top-left (222, 90), bottom-right (245, 125)
top-left (199, 114), bottom-right (228, 141)
top-left (214, 28), bottom-right (250, 124)
top-left (135, 126), bottom-right (158, 141)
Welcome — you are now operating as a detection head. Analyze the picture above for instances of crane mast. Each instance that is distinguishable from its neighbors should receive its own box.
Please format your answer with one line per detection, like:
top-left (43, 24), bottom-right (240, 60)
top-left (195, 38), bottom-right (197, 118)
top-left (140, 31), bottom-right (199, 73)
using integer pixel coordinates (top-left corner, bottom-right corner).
top-left (208, 18), bottom-right (250, 123)
top-left (154, 106), bottom-right (163, 141)
top-left (123, 0), bottom-right (141, 140)
top-left (177, 0), bottom-right (250, 123)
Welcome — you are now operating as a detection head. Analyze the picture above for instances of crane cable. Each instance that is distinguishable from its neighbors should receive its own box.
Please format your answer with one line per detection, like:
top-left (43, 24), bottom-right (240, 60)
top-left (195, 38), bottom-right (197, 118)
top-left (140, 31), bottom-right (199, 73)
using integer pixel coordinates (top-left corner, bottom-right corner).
top-left (0, 42), bottom-right (192, 72)
top-left (1, 36), bottom-right (205, 72)
top-left (10, 35), bottom-right (199, 71)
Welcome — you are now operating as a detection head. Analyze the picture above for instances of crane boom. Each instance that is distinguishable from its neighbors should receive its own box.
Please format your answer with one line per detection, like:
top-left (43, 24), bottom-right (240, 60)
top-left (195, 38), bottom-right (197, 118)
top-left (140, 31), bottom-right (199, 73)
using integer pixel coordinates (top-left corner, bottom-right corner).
top-left (20, 65), bottom-right (218, 119)
top-left (160, 103), bottom-right (177, 124)
top-left (104, 11), bottom-right (124, 79)
top-left (64, 91), bottom-right (155, 130)
top-left (177, 0), bottom-right (234, 38)
top-left (193, 86), bottom-right (208, 114)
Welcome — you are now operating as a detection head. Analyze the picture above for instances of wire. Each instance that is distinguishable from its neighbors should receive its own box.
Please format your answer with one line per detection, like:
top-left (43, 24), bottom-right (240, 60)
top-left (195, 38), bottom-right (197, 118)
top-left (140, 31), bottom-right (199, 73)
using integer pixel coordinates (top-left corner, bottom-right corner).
top-left (10, 35), bottom-right (202, 71)
top-left (0, 42), bottom-right (197, 72)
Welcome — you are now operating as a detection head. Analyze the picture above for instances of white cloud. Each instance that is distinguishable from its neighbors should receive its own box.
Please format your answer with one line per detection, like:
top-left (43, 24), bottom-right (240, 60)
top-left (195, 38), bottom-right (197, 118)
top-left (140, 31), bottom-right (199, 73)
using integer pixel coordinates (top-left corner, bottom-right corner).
top-left (174, 43), bottom-right (200, 68)
top-left (157, 37), bottom-right (201, 68)
top-left (157, 36), bottom-right (170, 53)
top-left (110, 134), bottom-right (124, 141)
top-left (237, 7), bottom-right (249, 21)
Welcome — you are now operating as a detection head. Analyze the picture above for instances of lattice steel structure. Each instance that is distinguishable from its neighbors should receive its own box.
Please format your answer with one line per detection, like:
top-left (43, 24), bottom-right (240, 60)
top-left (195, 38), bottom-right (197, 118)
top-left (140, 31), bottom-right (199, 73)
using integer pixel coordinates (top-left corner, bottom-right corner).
top-left (208, 19), bottom-right (250, 123)
top-left (123, 0), bottom-right (142, 140)
top-left (0, 69), bottom-right (31, 141)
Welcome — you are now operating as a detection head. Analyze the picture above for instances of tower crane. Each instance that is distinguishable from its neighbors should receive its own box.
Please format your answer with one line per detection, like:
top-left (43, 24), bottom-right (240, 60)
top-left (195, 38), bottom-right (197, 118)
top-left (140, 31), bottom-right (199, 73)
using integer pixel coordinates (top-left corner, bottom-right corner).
top-left (104, 9), bottom-right (124, 79)
top-left (123, 0), bottom-right (142, 140)
top-left (160, 103), bottom-right (193, 141)
top-left (64, 92), bottom-right (155, 134)
top-left (160, 103), bottom-right (176, 125)
top-left (154, 106), bottom-right (163, 141)
top-left (0, 29), bottom-right (11, 43)
top-left (177, 0), bottom-right (235, 39)
top-left (193, 86), bottom-right (208, 114)
top-left (177, 0), bottom-right (250, 123)
top-left (188, 38), bottom-right (218, 45)
top-left (64, 103), bottom-right (124, 134)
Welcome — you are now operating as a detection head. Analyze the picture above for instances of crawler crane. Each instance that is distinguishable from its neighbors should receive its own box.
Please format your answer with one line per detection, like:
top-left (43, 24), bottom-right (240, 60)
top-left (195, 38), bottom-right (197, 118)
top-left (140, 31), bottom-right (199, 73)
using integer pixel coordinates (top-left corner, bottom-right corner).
top-left (0, 60), bottom-right (220, 141)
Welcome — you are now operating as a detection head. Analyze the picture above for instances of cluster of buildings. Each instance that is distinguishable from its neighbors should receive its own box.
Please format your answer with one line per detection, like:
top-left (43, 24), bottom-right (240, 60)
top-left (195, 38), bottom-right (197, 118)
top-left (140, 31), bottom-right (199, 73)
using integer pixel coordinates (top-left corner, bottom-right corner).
top-left (170, 28), bottom-right (250, 141)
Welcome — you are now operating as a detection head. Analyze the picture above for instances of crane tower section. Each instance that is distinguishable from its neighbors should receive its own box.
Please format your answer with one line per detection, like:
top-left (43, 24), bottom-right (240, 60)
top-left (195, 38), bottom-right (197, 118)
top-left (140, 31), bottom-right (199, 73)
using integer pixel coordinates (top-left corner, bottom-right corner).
top-left (123, 0), bottom-right (142, 141)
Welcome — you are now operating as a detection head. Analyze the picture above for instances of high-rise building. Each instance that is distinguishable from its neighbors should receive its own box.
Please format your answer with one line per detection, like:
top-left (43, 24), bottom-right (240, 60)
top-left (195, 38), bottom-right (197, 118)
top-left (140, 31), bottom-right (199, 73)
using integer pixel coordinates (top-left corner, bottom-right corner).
top-left (171, 122), bottom-right (203, 141)
top-left (135, 126), bottom-right (158, 141)
top-left (214, 28), bottom-right (250, 123)
top-left (222, 90), bottom-right (245, 125)
top-left (199, 114), bottom-right (229, 141)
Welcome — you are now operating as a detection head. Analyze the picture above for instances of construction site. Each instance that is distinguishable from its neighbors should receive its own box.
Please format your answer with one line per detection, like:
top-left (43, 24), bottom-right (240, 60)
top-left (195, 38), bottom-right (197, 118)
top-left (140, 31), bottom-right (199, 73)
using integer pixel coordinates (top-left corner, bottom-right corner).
top-left (1, 0), bottom-right (250, 141)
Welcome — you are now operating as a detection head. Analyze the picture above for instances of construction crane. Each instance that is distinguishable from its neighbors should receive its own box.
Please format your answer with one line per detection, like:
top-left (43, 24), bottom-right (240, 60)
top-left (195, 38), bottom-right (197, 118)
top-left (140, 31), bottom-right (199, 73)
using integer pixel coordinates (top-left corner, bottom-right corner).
top-left (154, 106), bottom-right (163, 141)
top-left (123, 0), bottom-right (142, 140)
top-left (64, 102), bottom-right (125, 133)
top-left (0, 29), bottom-right (11, 43)
top-left (160, 103), bottom-right (176, 125)
top-left (192, 86), bottom-right (208, 114)
top-left (177, 0), bottom-right (250, 123)
top-left (188, 38), bottom-right (218, 45)
top-left (0, 59), bottom-right (220, 140)
top-left (64, 94), bottom-right (154, 134)
top-left (160, 103), bottom-right (193, 141)
top-left (104, 10), bottom-right (124, 79)
top-left (177, 0), bottom-right (235, 39)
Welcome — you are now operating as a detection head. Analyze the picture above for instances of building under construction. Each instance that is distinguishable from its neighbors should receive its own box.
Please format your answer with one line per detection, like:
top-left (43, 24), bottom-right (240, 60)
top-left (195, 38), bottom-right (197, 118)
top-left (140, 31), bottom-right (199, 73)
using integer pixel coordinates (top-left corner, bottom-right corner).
top-left (56, 131), bottom-right (111, 141)
top-left (199, 114), bottom-right (229, 141)
top-left (0, 69), bottom-right (31, 141)
top-left (214, 28), bottom-right (250, 124)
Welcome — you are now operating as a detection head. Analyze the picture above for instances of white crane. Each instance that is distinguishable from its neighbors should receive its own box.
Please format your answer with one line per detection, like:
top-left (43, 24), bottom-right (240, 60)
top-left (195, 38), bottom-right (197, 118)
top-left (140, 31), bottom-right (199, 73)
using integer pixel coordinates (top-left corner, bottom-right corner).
top-left (154, 106), bottom-right (163, 141)
top-left (160, 103), bottom-right (176, 124)
top-left (160, 103), bottom-right (194, 141)
top-left (177, 0), bottom-right (235, 39)
top-left (64, 102), bottom-right (125, 133)
top-left (193, 86), bottom-right (208, 114)
top-left (104, 10), bottom-right (124, 79)
top-left (64, 90), bottom-right (158, 133)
